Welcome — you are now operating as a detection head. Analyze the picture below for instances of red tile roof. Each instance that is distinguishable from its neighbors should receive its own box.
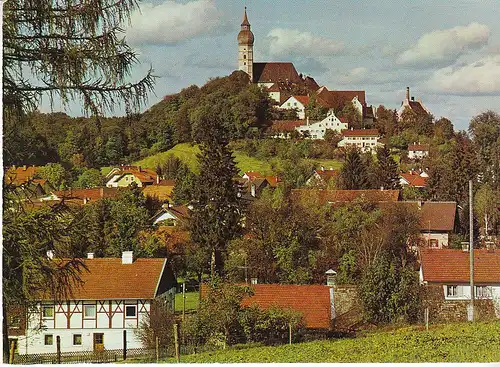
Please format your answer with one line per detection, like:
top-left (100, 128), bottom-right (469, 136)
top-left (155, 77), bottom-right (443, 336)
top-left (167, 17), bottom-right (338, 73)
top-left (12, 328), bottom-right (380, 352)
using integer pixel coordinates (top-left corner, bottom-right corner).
top-left (417, 201), bottom-right (456, 232)
top-left (265, 176), bottom-right (280, 187)
top-left (314, 170), bottom-right (338, 180)
top-left (269, 120), bottom-right (304, 132)
top-left (291, 189), bottom-right (400, 204)
top-left (293, 95), bottom-right (310, 106)
top-left (40, 258), bottom-right (168, 300)
top-left (420, 249), bottom-right (500, 283)
top-left (317, 89), bottom-right (366, 109)
top-left (244, 171), bottom-right (263, 180)
top-left (408, 144), bottom-right (429, 151)
top-left (408, 100), bottom-right (428, 115)
top-left (341, 129), bottom-right (379, 137)
top-left (241, 284), bottom-right (332, 329)
top-left (5, 166), bottom-right (41, 185)
top-left (53, 187), bottom-right (119, 202)
top-left (400, 173), bottom-right (428, 188)
top-left (303, 76), bottom-right (320, 91)
top-left (253, 62), bottom-right (302, 84)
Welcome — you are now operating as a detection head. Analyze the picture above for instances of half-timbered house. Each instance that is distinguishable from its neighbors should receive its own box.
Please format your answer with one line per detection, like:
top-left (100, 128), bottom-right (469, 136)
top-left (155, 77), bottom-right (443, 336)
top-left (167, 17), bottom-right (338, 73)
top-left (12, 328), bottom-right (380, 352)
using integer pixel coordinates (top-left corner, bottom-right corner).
top-left (13, 252), bottom-right (176, 354)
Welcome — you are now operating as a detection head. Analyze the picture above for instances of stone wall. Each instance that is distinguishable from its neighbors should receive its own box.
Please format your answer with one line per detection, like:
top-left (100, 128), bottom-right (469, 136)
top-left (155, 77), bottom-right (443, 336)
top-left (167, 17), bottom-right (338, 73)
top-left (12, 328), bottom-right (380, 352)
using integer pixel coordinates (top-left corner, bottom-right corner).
top-left (422, 284), bottom-right (497, 323)
top-left (332, 285), bottom-right (363, 329)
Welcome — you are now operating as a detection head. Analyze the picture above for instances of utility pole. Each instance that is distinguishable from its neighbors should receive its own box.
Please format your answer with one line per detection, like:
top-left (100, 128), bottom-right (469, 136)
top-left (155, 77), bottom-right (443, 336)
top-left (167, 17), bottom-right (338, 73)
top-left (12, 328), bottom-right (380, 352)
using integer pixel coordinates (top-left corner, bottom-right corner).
top-left (469, 180), bottom-right (474, 322)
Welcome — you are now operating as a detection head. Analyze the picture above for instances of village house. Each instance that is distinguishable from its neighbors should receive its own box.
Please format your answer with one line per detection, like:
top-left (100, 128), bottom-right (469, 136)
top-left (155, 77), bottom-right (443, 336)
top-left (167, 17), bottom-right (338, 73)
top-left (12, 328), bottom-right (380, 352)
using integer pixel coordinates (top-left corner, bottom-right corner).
top-left (408, 143), bottom-right (429, 160)
top-left (305, 169), bottom-right (338, 187)
top-left (397, 87), bottom-right (431, 121)
top-left (151, 204), bottom-right (190, 226)
top-left (42, 187), bottom-right (119, 205)
top-left (420, 248), bottom-right (500, 322)
top-left (337, 129), bottom-right (382, 153)
top-left (105, 166), bottom-right (158, 188)
top-left (268, 111), bottom-right (347, 140)
top-left (241, 171), bottom-right (280, 188)
top-left (399, 171), bottom-right (428, 188)
top-left (10, 252), bottom-right (176, 355)
top-left (279, 95), bottom-right (309, 119)
top-left (413, 201), bottom-right (457, 248)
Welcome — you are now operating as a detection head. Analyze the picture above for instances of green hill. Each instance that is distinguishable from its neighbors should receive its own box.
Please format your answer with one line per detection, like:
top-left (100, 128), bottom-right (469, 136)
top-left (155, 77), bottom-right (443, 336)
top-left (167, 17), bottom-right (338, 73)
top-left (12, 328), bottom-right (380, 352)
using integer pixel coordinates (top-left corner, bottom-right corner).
top-left (134, 143), bottom-right (341, 176)
top-left (169, 321), bottom-right (500, 363)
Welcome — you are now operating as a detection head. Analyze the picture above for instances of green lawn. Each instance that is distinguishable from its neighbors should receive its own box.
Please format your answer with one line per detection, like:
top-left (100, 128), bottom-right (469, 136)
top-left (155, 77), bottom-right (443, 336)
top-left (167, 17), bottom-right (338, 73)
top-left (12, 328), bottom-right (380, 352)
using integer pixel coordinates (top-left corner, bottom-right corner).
top-left (172, 321), bottom-right (500, 363)
top-left (133, 143), bottom-right (342, 177)
top-left (174, 291), bottom-right (199, 312)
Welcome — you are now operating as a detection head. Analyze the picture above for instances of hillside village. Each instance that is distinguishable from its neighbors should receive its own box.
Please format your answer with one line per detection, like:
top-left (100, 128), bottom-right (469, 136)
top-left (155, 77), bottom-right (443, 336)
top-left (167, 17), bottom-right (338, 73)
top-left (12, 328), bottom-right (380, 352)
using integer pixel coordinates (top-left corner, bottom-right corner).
top-left (3, 5), bottom-right (500, 364)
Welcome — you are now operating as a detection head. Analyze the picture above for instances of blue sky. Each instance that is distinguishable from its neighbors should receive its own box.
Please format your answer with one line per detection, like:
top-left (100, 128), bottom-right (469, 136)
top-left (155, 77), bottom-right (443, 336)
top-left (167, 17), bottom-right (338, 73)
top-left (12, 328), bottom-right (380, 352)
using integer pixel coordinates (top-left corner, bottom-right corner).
top-left (45, 0), bottom-right (500, 131)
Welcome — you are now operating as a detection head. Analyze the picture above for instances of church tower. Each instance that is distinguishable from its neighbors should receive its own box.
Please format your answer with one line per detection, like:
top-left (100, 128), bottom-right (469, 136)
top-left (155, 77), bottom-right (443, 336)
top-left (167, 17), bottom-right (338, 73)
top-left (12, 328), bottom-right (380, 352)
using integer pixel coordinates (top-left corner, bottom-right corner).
top-left (237, 7), bottom-right (254, 82)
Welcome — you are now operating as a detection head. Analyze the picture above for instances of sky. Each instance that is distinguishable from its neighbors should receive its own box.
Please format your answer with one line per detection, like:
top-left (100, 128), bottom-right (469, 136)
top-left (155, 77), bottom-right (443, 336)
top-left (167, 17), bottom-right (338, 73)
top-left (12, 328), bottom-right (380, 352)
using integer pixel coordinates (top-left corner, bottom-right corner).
top-left (44, 0), bottom-right (500, 131)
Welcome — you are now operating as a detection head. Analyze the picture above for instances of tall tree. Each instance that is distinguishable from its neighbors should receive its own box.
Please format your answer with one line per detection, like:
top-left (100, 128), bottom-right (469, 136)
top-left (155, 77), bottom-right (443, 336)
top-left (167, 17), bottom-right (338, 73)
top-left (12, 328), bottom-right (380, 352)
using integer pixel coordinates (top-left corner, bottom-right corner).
top-left (3, 1), bottom-right (154, 359)
top-left (375, 146), bottom-right (401, 190)
top-left (189, 117), bottom-right (242, 276)
top-left (339, 148), bottom-right (368, 190)
top-left (469, 111), bottom-right (500, 188)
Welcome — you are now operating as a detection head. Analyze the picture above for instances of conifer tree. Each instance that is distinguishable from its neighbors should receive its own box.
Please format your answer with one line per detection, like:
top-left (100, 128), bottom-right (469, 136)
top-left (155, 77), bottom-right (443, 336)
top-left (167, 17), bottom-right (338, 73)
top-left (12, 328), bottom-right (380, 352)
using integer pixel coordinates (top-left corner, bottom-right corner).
top-left (339, 147), bottom-right (368, 190)
top-left (375, 146), bottom-right (401, 190)
top-left (189, 118), bottom-right (241, 277)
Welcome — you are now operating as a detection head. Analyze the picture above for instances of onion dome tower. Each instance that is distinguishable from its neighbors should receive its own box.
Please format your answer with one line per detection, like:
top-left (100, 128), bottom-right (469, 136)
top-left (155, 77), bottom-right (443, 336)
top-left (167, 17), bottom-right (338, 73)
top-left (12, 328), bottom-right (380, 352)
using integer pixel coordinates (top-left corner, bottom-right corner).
top-left (237, 7), bottom-right (254, 82)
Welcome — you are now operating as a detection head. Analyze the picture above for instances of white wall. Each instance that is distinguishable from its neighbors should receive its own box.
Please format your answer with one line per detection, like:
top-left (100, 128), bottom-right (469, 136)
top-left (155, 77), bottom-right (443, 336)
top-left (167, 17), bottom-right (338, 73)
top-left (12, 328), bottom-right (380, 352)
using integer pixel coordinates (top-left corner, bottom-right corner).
top-left (408, 150), bottom-right (428, 160)
top-left (18, 300), bottom-right (151, 354)
top-left (337, 136), bottom-right (381, 153)
top-left (420, 233), bottom-right (449, 248)
top-left (280, 96), bottom-right (306, 119)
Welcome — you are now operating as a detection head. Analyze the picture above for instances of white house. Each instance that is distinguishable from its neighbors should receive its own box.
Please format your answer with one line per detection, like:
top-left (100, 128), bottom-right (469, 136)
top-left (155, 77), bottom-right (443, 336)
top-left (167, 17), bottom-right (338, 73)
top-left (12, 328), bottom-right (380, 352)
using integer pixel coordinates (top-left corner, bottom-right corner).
top-left (279, 95), bottom-right (310, 119)
top-left (12, 252), bottom-right (176, 355)
top-left (151, 204), bottom-right (189, 226)
top-left (408, 143), bottom-right (429, 160)
top-left (296, 111), bottom-right (348, 139)
top-left (420, 249), bottom-right (500, 321)
top-left (337, 129), bottom-right (382, 153)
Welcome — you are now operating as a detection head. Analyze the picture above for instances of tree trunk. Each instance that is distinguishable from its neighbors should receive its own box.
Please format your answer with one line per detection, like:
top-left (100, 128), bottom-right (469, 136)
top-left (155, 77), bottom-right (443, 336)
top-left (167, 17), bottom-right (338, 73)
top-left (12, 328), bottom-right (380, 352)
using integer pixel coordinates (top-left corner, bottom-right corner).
top-left (3, 301), bottom-right (10, 363)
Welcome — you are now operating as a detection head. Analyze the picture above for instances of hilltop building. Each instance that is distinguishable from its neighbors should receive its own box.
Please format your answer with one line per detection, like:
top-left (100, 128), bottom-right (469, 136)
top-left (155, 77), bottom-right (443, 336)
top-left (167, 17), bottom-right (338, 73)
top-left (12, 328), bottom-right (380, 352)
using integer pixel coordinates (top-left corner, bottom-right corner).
top-left (397, 87), bottom-right (431, 120)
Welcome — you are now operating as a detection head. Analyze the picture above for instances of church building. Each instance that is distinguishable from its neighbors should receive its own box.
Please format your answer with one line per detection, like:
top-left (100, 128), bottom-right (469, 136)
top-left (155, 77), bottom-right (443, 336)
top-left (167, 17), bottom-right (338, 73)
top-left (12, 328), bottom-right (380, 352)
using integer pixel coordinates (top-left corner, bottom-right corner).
top-left (237, 8), bottom-right (318, 104)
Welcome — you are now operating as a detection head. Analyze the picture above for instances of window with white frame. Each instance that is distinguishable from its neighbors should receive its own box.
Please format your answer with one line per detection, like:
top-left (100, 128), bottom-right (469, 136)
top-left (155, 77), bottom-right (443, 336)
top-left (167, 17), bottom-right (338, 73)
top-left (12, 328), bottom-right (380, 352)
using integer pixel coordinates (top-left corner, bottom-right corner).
top-left (83, 304), bottom-right (96, 319)
top-left (446, 285), bottom-right (459, 298)
top-left (42, 305), bottom-right (54, 319)
top-left (125, 305), bottom-right (137, 318)
top-left (475, 285), bottom-right (491, 299)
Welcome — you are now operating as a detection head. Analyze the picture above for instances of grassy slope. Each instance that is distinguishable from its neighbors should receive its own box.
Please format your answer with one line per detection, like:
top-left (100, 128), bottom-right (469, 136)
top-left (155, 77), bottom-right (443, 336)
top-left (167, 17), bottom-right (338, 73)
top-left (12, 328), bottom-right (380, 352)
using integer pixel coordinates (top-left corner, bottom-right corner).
top-left (174, 291), bottom-right (199, 312)
top-left (174, 321), bottom-right (500, 363)
top-left (134, 143), bottom-right (341, 176)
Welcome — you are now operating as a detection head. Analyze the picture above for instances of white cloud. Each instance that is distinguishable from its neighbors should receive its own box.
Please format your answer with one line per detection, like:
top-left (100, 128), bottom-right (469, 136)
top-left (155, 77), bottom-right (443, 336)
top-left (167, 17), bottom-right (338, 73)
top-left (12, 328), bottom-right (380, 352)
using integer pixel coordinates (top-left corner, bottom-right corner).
top-left (338, 67), bottom-right (369, 84)
top-left (126, 0), bottom-right (222, 45)
top-left (397, 23), bottom-right (489, 66)
top-left (427, 55), bottom-right (500, 95)
top-left (264, 28), bottom-right (344, 57)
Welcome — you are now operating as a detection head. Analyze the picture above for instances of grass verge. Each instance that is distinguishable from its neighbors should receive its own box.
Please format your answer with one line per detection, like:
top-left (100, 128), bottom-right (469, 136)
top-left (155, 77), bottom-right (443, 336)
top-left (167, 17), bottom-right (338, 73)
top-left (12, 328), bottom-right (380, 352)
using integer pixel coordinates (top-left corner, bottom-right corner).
top-left (170, 321), bottom-right (500, 363)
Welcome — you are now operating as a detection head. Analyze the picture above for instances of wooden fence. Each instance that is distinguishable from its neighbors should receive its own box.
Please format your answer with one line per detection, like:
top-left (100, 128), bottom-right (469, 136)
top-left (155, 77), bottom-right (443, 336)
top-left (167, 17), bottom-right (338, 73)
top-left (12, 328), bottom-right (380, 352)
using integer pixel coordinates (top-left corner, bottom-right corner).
top-left (13, 347), bottom-right (171, 365)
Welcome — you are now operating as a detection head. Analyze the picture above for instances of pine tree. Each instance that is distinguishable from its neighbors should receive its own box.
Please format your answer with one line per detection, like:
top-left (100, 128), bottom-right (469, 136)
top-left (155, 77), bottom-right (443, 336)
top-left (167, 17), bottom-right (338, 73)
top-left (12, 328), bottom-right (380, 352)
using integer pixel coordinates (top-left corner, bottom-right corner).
top-left (376, 146), bottom-right (401, 190)
top-left (339, 148), bottom-right (368, 190)
top-left (189, 120), bottom-right (241, 277)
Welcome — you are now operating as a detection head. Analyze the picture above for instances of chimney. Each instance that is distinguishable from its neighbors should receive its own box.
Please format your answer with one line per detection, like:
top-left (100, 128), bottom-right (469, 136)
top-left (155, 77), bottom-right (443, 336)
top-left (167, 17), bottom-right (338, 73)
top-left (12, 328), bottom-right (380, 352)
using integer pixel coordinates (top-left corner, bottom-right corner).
top-left (380, 186), bottom-right (384, 191)
top-left (251, 183), bottom-right (256, 197)
top-left (156, 175), bottom-right (160, 184)
top-left (100, 187), bottom-right (104, 198)
top-left (138, 166), bottom-right (141, 172)
top-left (325, 269), bottom-right (337, 286)
top-left (87, 253), bottom-right (94, 259)
top-left (406, 87), bottom-right (410, 100)
top-left (122, 251), bottom-right (134, 264)
top-left (321, 166), bottom-right (325, 171)
top-left (23, 165), bottom-right (27, 171)
top-left (251, 278), bottom-right (258, 285)
top-left (411, 97), bottom-right (415, 101)
top-left (306, 117), bottom-right (310, 126)
top-left (47, 250), bottom-right (54, 259)
top-left (461, 242), bottom-right (469, 252)
top-left (83, 197), bottom-right (89, 205)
